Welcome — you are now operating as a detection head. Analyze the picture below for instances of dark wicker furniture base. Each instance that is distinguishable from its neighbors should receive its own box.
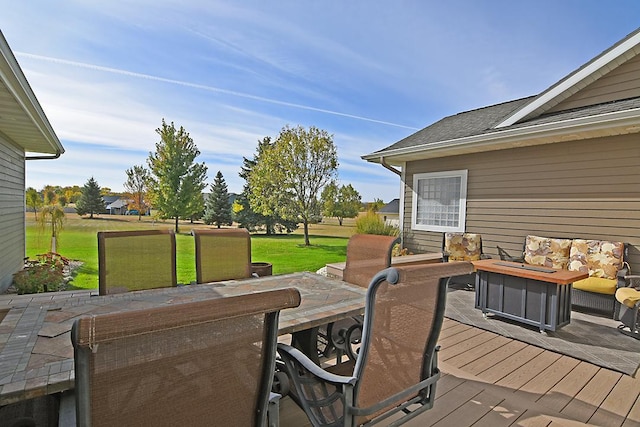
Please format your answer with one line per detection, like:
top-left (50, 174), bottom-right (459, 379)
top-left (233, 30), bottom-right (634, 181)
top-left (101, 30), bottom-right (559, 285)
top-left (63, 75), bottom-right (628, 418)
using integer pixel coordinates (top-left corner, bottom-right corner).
top-left (572, 288), bottom-right (620, 319)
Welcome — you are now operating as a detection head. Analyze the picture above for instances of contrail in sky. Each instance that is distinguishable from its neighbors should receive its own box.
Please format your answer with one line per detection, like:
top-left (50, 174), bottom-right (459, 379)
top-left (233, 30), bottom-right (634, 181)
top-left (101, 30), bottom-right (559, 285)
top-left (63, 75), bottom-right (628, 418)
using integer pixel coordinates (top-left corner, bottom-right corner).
top-left (17, 52), bottom-right (420, 131)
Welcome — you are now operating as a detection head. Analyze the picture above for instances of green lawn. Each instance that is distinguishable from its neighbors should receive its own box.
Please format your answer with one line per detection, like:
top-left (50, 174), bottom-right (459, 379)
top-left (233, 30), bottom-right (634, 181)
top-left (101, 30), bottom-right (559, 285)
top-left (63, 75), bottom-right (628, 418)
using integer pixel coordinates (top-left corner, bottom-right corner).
top-left (26, 213), bottom-right (353, 290)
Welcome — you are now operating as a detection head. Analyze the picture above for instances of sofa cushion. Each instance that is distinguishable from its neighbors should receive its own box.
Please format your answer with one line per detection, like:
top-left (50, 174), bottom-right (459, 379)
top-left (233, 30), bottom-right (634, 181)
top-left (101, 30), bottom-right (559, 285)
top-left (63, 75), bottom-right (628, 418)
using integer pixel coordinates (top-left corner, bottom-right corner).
top-left (568, 239), bottom-right (624, 280)
top-left (444, 233), bottom-right (482, 261)
top-left (573, 277), bottom-right (618, 295)
top-left (523, 235), bottom-right (572, 269)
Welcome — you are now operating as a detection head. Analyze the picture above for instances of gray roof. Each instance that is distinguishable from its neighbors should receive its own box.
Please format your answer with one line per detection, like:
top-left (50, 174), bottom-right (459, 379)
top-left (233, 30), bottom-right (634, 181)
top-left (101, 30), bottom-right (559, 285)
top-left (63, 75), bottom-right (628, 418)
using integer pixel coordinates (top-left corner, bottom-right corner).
top-left (378, 198), bottom-right (399, 214)
top-left (370, 96), bottom-right (640, 156)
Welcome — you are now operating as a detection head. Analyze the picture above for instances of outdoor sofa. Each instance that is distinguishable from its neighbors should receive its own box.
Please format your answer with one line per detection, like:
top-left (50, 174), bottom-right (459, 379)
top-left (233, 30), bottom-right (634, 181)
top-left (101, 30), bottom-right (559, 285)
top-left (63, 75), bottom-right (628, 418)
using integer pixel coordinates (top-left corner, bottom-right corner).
top-left (499, 235), bottom-right (629, 319)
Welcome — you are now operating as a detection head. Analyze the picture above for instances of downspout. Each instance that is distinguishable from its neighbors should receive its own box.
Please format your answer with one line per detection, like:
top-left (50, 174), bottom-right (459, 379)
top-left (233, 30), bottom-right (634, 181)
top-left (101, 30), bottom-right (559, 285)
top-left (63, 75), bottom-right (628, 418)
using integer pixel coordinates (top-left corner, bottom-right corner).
top-left (380, 156), bottom-right (400, 176)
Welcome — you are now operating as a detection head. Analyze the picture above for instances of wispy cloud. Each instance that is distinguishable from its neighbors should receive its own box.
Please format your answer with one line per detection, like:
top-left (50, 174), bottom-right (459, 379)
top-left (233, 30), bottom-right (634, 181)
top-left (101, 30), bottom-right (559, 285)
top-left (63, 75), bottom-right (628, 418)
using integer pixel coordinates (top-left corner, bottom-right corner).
top-left (18, 52), bottom-right (419, 130)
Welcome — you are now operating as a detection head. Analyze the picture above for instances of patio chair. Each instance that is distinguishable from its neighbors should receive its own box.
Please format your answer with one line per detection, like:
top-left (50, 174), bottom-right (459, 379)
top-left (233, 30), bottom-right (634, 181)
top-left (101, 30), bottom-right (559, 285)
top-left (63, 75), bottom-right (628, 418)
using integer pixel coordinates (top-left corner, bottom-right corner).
top-left (616, 275), bottom-right (640, 339)
top-left (70, 288), bottom-right (301, 427)
top-left (97, 229), bottom-right (177, 295)
top-left (192, 228), bottom-right (253, 283)
top-left (343, 234), bottom-right (400, 288)
top-left (317, 234), bottom-right (399, 362)
top-left (442, 232), bottom-right (488, 289)
top-left (278, 262), bottom-right (475, 427)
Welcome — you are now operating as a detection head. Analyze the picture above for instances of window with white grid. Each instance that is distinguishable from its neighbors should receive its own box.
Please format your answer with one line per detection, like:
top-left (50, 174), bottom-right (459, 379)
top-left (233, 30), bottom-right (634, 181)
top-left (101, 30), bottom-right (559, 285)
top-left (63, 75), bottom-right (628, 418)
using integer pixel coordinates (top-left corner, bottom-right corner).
top-left (411, 170), bottom-right (467, 232)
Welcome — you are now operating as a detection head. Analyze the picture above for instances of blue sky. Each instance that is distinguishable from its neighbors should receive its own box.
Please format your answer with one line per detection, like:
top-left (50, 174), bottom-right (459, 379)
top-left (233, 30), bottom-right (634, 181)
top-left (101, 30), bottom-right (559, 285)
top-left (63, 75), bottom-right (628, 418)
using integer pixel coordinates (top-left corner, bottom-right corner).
top-left (2, 1), bottom-right (639, 202)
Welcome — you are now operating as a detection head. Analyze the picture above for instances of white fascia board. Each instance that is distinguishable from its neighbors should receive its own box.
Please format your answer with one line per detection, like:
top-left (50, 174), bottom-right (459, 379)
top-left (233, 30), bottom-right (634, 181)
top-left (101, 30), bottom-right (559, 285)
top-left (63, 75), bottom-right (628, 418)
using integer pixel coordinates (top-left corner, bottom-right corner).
top-left (0, 31), bottom-right (64, 154)
top-left (364, 107), bottom-right (640, 164)
top-left (496, 30), bottom-right (640, 129)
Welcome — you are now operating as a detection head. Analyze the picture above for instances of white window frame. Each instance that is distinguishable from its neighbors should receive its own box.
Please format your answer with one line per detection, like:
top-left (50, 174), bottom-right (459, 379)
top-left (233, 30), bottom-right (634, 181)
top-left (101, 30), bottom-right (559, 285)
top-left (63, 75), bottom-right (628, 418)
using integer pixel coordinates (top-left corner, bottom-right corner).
top-left (411, 170), bottom-right (468, 233)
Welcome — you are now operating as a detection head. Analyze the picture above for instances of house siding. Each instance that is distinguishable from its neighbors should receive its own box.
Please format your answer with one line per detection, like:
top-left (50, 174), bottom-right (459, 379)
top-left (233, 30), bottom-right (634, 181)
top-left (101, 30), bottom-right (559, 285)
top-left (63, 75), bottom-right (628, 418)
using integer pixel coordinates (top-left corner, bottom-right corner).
top-left (549, 54), bottom-right (640, 112)
top-left (401, 133), bottom-right (640, 272)
top-left (0, 136), bottom-right (25, 292)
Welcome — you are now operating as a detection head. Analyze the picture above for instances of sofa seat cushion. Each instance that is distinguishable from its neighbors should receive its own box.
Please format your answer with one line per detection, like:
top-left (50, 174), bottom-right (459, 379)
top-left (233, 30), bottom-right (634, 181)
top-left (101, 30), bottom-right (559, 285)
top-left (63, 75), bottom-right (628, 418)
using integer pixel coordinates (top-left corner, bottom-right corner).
top-left (523, 235), bottom-right (572, 269)
top-left (444, 233), bottom-right (482, 261)
top-left (573, 277), bottom-right (617, 295)
top-left (568, 239), bottom-right (624, 280)
top-left (616, 287), bottom-right (640, 308)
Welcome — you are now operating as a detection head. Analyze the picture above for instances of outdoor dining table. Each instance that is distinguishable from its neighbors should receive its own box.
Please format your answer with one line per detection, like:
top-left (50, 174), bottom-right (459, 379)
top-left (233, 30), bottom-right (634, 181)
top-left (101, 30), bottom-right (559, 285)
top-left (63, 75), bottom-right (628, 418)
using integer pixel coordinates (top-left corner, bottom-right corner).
top-left (0, 272), bottom-right (367, 406)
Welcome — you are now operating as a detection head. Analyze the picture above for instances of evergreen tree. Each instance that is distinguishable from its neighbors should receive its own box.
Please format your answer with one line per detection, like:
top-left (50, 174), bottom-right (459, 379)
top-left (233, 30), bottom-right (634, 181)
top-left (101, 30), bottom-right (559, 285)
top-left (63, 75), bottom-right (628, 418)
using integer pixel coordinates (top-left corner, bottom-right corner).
top-left (237, 137), bottom-right (297, 234)
top-left (75, 177), bottom-right (105, 219)
top-left (203, 171), bottom-right (233, 228)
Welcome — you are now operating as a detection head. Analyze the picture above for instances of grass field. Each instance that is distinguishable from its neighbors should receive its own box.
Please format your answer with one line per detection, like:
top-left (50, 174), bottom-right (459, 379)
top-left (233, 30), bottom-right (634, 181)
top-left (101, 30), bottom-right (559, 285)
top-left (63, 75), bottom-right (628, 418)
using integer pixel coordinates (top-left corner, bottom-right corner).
top-left (26, 213), bottom-right (356, 290)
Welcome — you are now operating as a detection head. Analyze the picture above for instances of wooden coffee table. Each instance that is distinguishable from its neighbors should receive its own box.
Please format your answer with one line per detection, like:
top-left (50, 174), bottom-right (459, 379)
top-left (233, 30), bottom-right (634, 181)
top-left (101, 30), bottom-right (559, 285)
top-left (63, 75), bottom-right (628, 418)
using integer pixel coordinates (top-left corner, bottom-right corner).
top-left (472, 259), bottom-right (588, 332)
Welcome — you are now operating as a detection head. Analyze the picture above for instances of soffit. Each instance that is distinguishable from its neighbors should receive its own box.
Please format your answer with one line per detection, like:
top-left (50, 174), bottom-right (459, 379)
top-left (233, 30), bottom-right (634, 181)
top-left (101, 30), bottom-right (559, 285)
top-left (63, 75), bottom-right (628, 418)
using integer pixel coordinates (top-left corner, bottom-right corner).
top-left (0, 32), bottom-right (63, 155)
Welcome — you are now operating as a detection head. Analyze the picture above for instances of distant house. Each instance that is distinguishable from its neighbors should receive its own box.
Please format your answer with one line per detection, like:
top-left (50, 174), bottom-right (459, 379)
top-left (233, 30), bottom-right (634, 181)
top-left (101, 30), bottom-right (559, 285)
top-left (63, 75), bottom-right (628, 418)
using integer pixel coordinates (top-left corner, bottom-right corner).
top-left (377, 199), bottom-right (400, 227)
top-left (0, 31), bottom-right (64, 292)
top-left (104, 196), bottom-right (128, 215)
top-left (363, 28), bottom-right (640, 274)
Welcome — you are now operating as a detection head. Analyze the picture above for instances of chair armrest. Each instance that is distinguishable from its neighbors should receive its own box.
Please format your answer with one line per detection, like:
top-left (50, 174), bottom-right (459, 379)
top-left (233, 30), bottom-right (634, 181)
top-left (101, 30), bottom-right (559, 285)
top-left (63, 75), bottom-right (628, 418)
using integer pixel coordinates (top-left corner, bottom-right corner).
top-left (617, 266), bottom-right (631, 288)
top-left (277, 343), bottom-right (357, 386)
top-left (623, 274), bottom-right (640, 290)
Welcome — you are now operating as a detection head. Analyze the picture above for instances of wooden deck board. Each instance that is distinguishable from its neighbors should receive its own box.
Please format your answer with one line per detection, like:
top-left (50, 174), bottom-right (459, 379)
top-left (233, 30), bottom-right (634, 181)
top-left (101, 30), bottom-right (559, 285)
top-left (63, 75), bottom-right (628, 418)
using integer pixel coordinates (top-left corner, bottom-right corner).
top-left (279, 318), bottom-right (640, 427)
top-left (590, 373), bottom-right (640, 427)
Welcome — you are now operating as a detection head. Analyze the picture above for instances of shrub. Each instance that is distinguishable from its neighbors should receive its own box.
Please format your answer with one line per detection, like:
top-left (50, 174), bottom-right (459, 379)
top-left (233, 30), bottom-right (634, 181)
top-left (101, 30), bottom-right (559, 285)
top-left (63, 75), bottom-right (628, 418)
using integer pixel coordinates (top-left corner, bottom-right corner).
top-left (355, 211), bottom-right (400, 236)
top-left (12, 252), bottom-right (68, 294)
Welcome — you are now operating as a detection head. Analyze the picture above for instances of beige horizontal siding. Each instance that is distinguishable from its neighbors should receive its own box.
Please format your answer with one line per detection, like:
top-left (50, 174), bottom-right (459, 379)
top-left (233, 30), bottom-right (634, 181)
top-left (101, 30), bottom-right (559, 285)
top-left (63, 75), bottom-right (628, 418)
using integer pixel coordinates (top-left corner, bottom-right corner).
top-left (402, 133), bottom-right (640, 272)
top-left (549, 54), bottom-right (640, 112)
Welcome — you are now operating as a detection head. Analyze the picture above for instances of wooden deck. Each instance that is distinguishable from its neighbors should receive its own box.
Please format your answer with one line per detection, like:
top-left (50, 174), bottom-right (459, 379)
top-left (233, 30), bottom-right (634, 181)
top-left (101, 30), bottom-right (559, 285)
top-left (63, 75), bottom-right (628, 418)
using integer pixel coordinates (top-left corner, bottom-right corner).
top-left (280, 318), bottom-right (640, 427)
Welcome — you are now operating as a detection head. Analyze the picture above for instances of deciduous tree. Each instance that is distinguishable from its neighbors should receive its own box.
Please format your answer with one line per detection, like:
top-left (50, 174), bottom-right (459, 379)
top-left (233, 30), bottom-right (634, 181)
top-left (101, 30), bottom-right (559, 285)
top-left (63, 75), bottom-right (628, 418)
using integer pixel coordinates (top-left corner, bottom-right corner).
top-left (25, 187), bottom-right (42, 220)
top-left (204, 171), bottom-right (233, 228)
top-left (124, 165), bottom-right (150, 220)
top-left (249, 125), bottom-right (338, 246)
top-left (75, 177), bottom-right (105, 219)
top-left (321, 182), bottom-right (362, 225)
top-left (147, 119), bottom-right (208, 233)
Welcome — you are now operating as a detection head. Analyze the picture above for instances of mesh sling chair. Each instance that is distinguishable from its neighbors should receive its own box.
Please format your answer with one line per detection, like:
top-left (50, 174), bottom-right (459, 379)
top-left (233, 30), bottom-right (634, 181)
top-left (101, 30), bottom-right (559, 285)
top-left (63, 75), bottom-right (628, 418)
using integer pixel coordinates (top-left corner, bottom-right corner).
top-left (192, 228), bottom-right (252, 283)
top-left (278, 262), bottom-right (474, 427)
top-left (97, 229), bottom-right (177, 295)
top-left (70, 288), bottom-right (301, 427)
top-left (317, 234), bottom-right (400, 362)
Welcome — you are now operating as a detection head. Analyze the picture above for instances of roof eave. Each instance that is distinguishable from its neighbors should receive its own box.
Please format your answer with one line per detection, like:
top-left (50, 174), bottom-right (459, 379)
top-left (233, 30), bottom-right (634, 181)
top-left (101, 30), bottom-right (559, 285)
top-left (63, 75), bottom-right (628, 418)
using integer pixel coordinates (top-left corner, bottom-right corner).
top-left (363, 108), bottom-right (640, 166)
top-left (0, 30), bottom-right (64, 156)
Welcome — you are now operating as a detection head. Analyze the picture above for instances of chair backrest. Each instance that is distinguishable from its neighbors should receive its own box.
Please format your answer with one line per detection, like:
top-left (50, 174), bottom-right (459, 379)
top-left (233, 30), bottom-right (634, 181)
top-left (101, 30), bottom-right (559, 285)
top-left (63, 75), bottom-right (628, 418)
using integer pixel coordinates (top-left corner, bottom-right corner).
top-left (72, 288), bottom-right (301, 427)
top-left (343, 234), bottom-right (400, 288)
top-left (97, 229), bottom-right (177, 295)
top-left (352, 262), bottom-right (474, 423)
top-left (192, 228), bottom-right (252, 283)
top-left (443, 232), bottom-right (483, 261)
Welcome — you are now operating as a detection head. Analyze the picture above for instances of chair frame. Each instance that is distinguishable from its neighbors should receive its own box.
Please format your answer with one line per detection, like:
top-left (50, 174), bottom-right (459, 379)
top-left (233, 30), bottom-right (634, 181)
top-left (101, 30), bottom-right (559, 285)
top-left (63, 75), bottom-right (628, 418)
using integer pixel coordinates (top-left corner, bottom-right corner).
top-left (617, 275), bottom-right (640, 339)
top-left (279, 262), bottom-right (474, 426)
top-left (97, 229), bottom-right (177, 295)
top-left (72, 288), bottom-right (301, 427)
top-left (192, 228), bottom-right (252, 284)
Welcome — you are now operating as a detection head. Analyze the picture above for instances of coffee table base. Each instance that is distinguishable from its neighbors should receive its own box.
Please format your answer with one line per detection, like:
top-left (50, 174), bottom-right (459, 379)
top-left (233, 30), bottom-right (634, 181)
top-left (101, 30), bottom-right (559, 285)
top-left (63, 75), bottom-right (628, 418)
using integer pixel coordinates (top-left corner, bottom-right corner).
top-left (474, 271), bottom-right (572, 332)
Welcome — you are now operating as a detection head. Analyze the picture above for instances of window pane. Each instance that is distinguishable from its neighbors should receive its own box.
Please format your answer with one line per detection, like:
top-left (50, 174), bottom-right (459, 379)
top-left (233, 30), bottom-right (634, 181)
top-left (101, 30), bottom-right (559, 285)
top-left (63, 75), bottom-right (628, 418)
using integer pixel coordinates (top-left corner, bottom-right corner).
top-left (415, 175), bottom-right (462, 228)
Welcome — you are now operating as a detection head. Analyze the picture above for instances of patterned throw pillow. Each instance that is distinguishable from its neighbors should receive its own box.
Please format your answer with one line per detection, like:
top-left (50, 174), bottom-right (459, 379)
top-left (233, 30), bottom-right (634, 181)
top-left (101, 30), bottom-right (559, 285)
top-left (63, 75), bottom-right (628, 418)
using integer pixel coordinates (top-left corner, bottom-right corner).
top-left (523, 235), bottom-right (572, 269)
top-left (568, 239), bottom-right (624, 280)
top-left (444, 233), bottom-right (482, 261)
